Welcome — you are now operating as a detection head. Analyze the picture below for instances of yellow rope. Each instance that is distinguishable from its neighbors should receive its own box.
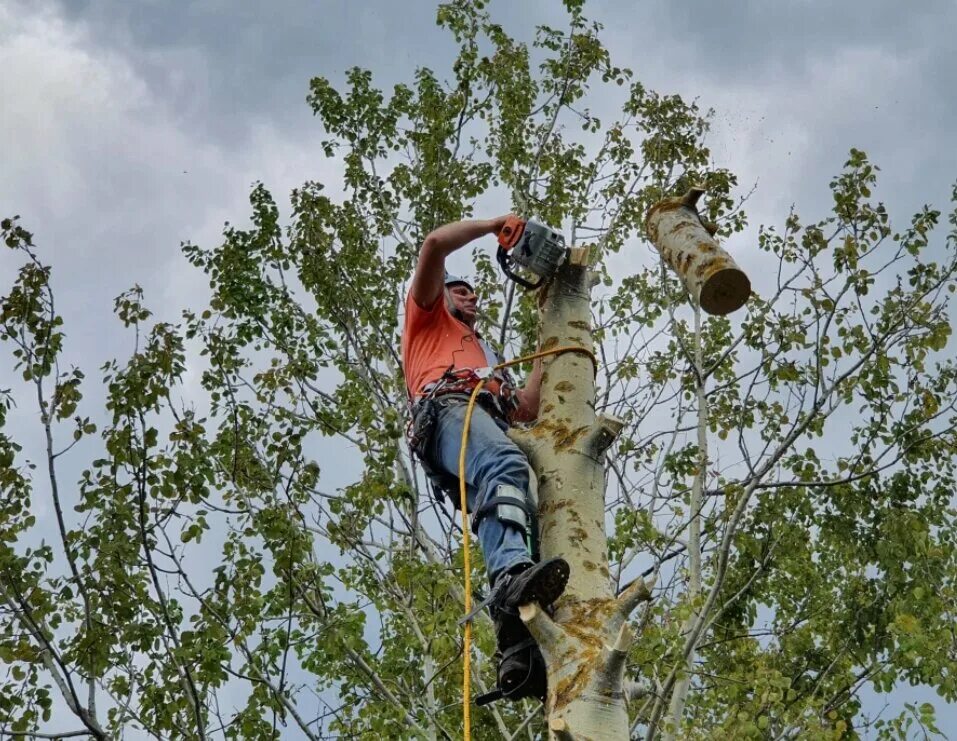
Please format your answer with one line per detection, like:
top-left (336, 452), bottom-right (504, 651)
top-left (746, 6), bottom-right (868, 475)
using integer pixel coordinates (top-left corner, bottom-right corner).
top-left (458, 344), bottom-right (597, 739)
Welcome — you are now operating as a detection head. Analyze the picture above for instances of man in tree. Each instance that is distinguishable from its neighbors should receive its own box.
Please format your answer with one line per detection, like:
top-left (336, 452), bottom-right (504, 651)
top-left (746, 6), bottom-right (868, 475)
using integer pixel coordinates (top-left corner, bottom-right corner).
top-left (402, 215), bottom-right (569, 701)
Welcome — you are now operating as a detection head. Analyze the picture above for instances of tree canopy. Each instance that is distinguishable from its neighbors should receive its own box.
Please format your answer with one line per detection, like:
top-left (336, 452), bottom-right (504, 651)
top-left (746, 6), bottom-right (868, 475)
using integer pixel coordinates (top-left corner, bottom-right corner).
top-left (2, 1), bottom-right (956, 738)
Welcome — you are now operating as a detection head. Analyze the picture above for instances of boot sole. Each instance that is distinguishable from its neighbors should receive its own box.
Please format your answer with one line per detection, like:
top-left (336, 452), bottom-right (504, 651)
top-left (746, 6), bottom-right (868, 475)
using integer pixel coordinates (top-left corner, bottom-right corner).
top-left (509, 558), bottom-right (570, 609)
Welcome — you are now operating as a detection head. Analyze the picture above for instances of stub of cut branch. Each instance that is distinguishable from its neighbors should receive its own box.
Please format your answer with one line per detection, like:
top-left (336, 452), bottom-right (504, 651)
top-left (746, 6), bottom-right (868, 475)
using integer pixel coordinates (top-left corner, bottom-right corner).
top-left (610, 620), bottom-right (635, 653)
top-left (596, 622), bottom-right (634, 693)
top-left (568, 245), bottom-right (592, 266)
top-left (549, 717), bottom-right (577, 740)
top-left (646, 188), bottom-right (751, 315)
top-left (584, 414), bottom-right (625, 458)
top-left (616, 574), bottom-right (655, 619)
top-left (519, 602), bottom-right (564, 662)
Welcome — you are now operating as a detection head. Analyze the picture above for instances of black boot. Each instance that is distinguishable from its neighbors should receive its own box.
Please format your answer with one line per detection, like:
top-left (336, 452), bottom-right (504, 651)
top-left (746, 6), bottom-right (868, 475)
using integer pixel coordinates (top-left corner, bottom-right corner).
top-left (493, 557), bottom-right (570, 616)
top-left (497, 640), bottom-right (547, 701)
top-left (476, 558), bottom-right (569, 705)
top-left (491, 610), bottom-right (547, 701)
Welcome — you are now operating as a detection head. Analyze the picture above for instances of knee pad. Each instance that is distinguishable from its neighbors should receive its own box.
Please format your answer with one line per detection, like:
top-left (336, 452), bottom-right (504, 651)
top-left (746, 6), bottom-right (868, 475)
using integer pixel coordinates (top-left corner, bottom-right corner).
top-left (493, 484), bottom-right (530, 532)
top-left (473, 484), bottom-right (539, 560)
top-left (472, 484), bottom-right (532, 531)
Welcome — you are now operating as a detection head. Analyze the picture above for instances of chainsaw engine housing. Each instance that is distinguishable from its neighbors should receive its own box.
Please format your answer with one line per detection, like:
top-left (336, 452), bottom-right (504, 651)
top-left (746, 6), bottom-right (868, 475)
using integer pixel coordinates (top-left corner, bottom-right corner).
top-left (497, 218), bottom-right (567, 289)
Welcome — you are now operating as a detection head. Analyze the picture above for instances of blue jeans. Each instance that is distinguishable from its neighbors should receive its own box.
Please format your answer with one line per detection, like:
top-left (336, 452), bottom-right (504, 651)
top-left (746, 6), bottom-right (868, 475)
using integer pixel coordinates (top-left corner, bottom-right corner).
top-left (429, 398), bottom-right (534, 582)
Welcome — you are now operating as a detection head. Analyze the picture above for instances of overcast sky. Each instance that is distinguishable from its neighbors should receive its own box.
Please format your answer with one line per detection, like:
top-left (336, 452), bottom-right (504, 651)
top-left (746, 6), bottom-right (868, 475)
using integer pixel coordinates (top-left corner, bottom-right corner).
top-left (2, 0), bottom-right (956, 733)
top-left (3, 0), bottom-right (955, 356)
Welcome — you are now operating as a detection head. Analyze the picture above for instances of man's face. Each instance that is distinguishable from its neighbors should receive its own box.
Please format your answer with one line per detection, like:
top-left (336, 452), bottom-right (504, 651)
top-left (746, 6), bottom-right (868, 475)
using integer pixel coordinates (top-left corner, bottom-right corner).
top-left (446, 283), bottom-right (478, 326)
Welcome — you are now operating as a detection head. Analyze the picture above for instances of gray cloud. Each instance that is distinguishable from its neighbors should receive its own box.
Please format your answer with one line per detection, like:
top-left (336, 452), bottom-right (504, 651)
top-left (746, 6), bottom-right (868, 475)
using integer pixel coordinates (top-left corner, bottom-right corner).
top-left (598, 0), bottom-right (957, 218)
top-left (635, 0), bottom-right (955, 80)
top-left (32, 0), bottom-right (458, 143)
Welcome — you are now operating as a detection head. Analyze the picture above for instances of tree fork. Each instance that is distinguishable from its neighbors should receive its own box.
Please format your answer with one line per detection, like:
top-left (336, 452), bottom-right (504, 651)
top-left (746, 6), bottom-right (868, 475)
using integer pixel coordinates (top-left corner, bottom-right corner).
top-left (510, 246), bottom-right (651, 740)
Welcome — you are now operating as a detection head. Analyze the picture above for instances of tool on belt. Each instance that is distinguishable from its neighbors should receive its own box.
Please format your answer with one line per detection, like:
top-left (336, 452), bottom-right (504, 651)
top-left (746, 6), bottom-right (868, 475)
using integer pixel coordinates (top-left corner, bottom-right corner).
top-left (496, 216), bottom-right (567, 290)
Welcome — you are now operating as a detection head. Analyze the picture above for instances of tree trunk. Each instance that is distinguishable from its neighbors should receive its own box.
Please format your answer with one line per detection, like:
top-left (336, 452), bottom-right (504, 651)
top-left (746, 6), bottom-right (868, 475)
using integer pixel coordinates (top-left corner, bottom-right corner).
top-left (511, 247), bottom-right (651, 740)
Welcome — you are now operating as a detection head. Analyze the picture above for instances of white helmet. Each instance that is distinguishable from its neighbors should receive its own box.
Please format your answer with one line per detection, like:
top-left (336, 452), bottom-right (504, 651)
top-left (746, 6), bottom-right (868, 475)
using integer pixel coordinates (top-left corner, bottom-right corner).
top-left (444, 271), bottom-right (474, 292)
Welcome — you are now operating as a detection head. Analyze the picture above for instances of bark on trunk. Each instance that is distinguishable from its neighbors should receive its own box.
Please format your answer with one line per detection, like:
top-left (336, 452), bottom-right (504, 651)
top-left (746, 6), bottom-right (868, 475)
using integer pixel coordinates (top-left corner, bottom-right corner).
top-left (511, 247), bottom-right (651, 740)
top-left (645, 187), bottom-right (751, 316)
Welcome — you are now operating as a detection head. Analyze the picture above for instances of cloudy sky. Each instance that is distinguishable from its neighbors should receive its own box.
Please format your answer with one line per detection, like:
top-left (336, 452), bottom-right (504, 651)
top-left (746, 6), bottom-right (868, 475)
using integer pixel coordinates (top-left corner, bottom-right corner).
top-left (2, 0), bottom-right (956, 732)
top-left (3, 0), bottom-right (955, 359)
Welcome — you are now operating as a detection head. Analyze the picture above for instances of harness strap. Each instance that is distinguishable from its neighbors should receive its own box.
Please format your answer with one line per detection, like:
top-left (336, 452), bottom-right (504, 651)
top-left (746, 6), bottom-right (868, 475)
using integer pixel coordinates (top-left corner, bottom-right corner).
top-left (419, 366), bottom-right (516, 409)
top-left (469, 492), bottom-right (535, 535)
top-left (474, 638), bottom-right (543, 706)
top-left (428, 390), bottom-right (508, 419)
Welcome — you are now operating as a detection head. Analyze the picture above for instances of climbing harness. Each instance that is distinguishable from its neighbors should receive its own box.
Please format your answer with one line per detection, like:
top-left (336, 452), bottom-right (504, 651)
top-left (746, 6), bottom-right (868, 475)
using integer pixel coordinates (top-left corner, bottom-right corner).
top-left (407, 329), bottom-right (519, 505)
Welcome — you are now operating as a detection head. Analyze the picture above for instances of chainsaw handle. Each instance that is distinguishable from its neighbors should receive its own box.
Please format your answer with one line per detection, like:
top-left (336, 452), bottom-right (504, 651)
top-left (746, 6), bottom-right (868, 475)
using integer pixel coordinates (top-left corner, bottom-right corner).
top-left (497, 246), bottom-right (543, 290)
top-left (497, 215), bottom-right (526, 251)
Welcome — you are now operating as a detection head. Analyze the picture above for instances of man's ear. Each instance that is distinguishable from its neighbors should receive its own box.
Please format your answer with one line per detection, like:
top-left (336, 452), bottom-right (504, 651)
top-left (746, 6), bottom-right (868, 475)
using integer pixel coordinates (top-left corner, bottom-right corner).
top-left (445, 288), bottom-right (465, 321)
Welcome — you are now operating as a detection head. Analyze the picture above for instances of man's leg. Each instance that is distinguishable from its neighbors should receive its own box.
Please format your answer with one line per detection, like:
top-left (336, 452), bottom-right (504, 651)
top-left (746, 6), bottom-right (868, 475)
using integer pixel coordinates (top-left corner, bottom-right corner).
top-left (430, 400), bottom-right (532, 579)
top-left (429, 398), bottom-right (570, 700)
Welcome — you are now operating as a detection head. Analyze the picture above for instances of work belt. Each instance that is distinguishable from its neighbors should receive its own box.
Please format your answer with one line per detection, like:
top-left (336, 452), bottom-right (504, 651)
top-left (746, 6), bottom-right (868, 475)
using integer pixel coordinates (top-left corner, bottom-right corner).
top-left (422, 389), bottom-right (511, 423)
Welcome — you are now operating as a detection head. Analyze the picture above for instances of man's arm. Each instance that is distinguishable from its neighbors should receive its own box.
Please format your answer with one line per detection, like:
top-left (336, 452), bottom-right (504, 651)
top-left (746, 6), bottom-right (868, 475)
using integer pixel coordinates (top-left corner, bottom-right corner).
top-left (510, 357), bottom-right (543, 423)
top-left (410, 216), bottom-right (511, 309)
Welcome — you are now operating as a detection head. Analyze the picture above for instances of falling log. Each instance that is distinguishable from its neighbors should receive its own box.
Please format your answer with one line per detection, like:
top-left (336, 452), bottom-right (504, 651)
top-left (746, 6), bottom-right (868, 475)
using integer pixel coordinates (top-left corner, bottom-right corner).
top-left (645, 187), bottom-right (751, 315)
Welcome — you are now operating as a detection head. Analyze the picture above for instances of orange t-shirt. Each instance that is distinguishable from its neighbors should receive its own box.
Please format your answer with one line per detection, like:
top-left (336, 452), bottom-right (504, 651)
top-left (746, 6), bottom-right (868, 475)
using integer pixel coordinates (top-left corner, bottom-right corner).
top-left (401, 292), bottom-right (501, 398)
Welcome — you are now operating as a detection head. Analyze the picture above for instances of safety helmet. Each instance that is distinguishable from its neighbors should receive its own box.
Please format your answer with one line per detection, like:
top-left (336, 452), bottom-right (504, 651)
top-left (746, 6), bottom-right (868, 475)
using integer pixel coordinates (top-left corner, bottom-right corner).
top-left (444, 271), bottom-right (474, 292)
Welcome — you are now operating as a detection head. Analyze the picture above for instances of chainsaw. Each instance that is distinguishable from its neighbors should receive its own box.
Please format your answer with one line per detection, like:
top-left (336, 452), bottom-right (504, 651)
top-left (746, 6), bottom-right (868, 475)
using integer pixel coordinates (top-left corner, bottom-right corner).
top-left (496, 216), bottom-right (567, 290)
